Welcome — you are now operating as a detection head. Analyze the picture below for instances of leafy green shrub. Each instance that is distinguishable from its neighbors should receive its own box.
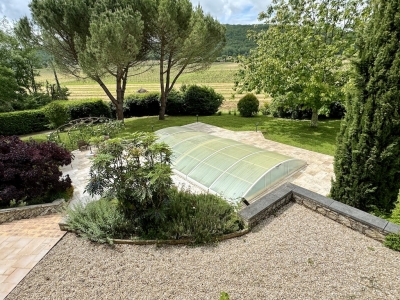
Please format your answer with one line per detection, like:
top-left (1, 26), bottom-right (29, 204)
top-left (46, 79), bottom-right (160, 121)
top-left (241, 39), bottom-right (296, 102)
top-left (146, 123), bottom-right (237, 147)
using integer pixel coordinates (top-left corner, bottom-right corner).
top-left (183, 85), bottom-right (224, 115)
top-left (0, 135), bottom-right (72, 207)
top-left (269, 96), bottom-right (346, 120)
top-left (165, 89), bottom-right (186, 115)
top-left (157, 188), bottom-right (244, 243)
top-left (109, 93), bottom-right (160, 118)
top-left (237, 93), bottom-right (259, 117)
top-left (65, 198), bottom-right (135, 244)
top-left (384, 233), bottom-right (400, 251)
top-left (0, 109), bottom-right (48, 135)
top-left (85, 133), bottom-right (173, 231)
top-left (59, 99), bottom-right (111, 119)
top-left (260, 102), bottom-right (271, 116)
top-left (43, 102), bottom-right (70, 129)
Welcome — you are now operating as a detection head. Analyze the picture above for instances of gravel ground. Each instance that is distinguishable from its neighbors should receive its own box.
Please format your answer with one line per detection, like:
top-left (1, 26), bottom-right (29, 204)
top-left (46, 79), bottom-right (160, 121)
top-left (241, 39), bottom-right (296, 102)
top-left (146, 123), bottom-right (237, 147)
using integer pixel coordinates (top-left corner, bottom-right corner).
top-left (7, 203), bottom-right (400, 300)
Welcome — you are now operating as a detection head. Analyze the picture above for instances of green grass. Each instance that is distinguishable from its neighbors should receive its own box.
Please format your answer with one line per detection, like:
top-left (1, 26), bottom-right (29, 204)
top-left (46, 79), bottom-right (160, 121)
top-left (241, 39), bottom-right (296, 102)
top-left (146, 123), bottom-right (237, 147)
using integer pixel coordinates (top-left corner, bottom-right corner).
top-left (117, 114), bottom-right (340, 156)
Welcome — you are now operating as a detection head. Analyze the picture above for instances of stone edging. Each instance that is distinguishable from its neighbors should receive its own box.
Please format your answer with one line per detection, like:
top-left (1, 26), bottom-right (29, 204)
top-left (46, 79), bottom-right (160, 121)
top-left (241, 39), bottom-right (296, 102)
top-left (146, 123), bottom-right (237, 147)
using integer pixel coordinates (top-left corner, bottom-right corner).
top-left (0, 199), bottom-right (65, 224)
top-left (239, 183), bottom-right (400, 243)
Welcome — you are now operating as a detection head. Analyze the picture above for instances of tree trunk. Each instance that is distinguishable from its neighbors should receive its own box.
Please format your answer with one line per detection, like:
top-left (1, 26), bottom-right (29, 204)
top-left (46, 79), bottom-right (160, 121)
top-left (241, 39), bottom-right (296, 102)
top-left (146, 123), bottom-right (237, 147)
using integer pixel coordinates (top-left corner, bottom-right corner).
top-left (159, 48), bottom-right (165, 120)
top-left (116, 73), bottom-right (124, 121)
top-left (159, 91), bottom-right (166, 120)
top-left (310, 108), bottom-right (318, 127)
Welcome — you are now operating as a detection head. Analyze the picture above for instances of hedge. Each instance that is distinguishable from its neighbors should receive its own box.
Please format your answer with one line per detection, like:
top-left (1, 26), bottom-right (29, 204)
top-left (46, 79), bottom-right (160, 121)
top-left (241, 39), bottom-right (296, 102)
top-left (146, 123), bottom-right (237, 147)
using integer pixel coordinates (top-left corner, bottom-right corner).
top-left (109, 92), bottom-right (160, 118)
top-left (0, 109), bottom-right (48, 136)
top-left (0, 99), bottom-right (111, 136)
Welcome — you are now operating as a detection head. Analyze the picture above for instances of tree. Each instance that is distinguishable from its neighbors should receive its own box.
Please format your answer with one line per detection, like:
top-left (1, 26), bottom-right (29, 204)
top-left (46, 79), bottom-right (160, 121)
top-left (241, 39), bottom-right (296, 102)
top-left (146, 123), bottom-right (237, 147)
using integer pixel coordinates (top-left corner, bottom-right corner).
top-left (153, 0), bottom-right (225, 120)
top-left (235, 0), bottom-right (365, 127)
top-left (29, 0), bottom-right (154, 120)
top-left (331, 0), bottom-right (400, 213)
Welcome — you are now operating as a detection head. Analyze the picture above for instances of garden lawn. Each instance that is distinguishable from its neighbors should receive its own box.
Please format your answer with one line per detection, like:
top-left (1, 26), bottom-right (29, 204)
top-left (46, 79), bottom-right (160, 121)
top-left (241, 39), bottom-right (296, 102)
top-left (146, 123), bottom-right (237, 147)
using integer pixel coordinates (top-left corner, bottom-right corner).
top-left (22, 114), bottom-right (341, 156)
top-left (120, 114), bottom-right (341, 156)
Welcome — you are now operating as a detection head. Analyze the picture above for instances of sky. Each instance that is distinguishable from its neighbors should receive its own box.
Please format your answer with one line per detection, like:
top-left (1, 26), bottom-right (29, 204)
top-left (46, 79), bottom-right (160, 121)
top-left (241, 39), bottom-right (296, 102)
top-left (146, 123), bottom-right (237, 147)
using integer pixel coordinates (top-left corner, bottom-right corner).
top-left (0, 0), bottom-right (270, 25)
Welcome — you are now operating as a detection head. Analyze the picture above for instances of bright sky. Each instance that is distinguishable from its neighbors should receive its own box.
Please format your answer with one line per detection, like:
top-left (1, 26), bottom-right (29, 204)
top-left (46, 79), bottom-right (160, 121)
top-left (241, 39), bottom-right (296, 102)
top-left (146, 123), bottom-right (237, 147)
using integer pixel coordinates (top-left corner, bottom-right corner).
top-left (0, 0), bottom-right (270, 25)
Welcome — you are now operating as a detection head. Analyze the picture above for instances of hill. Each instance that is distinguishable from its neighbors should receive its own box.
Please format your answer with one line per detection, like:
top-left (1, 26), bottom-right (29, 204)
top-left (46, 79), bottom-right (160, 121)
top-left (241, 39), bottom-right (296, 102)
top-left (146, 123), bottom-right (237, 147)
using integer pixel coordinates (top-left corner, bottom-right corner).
top-left (221, 24), bottom-right (269, 57)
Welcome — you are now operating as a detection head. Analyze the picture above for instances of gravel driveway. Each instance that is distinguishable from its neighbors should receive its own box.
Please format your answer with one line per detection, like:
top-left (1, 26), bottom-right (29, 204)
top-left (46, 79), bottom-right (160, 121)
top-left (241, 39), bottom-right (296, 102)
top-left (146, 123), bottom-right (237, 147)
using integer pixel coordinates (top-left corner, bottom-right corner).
top-left (7, 203), bottom-right (400, 300)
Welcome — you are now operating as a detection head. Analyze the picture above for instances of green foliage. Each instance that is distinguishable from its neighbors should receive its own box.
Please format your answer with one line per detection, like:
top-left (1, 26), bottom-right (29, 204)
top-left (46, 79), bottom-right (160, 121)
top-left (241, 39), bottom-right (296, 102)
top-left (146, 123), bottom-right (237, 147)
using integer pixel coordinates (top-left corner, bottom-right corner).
top-left (30, 0), bottom-right (154, 120)
top-left (85, 133), bottom-right (173, 231)
top-left (260, 102), bottom-right (270, 116)
top-left (0, 66), bottom-right (22, 112)
top-left (165, 89), bottom-right (185, 115)
top-left (156, 188), bottom-right (244, 243)
top-left (235, 0), bottom-right (365, 127)
top-left (331, 0), bottom-right (400, 213)
top-left (154, 0), bottom-right (226, 119)
top-left (222, 24), bottom-right (269, 57)
top-left (43, 102), bottom-right (70, 129)
top-left (237, 93), bottom-right (259, 117)
top-left (384, 233), bottom-right (400, 252)
top-left (219, 292), bottom-right (230, 300)
top-left (183, 85), bottom-right (224, 115)
top-left (0, 109), bottom-right (48, 135)
top-left (109, 92), bottom-right (160, 118)
top-left (60, 99), bottom-right (111, 119)
top-left (65, 198), bottom-right (136, 244)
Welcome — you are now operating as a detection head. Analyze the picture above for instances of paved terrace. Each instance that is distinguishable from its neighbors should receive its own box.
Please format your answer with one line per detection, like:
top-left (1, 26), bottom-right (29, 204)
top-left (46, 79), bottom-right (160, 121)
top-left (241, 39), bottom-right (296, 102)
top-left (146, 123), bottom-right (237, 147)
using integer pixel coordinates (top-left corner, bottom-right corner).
top-left (0, 123), bottom-right (334, 298)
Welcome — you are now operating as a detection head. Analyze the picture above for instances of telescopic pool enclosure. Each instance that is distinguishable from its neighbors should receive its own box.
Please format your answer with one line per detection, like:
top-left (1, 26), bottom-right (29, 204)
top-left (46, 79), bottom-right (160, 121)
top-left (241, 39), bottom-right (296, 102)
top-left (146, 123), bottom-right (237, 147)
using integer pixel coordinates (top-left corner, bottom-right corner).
top-left (156, 126), bottom-right (306, 202)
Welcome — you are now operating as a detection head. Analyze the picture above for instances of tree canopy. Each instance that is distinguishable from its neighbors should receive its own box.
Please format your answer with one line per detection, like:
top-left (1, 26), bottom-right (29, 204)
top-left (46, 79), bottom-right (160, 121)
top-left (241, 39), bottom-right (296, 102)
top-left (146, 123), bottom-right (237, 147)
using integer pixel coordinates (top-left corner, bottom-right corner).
top-left (153, 0), bottom-right (225, 120)
top-left (235, 0), bottom-right (366, 127)
top-left (29, 0), bottom-right (154, 120)
top-left (331, 0), bottom-right (400, 213)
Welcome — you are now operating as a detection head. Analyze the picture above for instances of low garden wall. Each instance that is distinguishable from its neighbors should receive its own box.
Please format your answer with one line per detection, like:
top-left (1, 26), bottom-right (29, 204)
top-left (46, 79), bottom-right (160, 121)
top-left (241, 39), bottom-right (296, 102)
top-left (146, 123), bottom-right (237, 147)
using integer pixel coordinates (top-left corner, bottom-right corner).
top-left (0, 199), bottom-right (65, 224)
top-left (239, 183), bottom-right (400, 243)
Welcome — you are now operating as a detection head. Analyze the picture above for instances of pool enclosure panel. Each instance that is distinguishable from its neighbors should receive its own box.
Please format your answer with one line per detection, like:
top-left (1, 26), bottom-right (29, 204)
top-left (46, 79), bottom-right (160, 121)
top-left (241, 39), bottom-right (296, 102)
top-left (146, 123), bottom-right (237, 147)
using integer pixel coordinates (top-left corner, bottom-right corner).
top-left (156, 127), bottom-right (306, 202)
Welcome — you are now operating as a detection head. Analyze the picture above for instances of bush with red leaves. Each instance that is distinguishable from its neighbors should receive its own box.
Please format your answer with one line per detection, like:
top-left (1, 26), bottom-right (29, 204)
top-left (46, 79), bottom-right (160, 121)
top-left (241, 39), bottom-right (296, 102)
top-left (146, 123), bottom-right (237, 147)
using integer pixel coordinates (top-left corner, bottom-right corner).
top-left (0, 136), bottom-right (73, 207)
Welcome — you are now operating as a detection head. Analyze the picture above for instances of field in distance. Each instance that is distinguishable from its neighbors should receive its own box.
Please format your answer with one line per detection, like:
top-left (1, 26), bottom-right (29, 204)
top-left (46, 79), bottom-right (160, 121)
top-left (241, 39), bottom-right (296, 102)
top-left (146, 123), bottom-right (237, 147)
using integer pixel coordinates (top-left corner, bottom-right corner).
top-left (38, 62), bottom-right (270, 111)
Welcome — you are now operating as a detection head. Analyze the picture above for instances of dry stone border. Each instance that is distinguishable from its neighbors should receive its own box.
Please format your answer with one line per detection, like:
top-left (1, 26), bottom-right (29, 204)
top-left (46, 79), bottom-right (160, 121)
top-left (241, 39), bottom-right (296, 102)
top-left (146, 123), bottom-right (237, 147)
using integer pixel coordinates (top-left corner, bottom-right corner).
top-left (240, 183), bottom-right (400, 243)
top-left (0, 199), bottom-right (64, 224)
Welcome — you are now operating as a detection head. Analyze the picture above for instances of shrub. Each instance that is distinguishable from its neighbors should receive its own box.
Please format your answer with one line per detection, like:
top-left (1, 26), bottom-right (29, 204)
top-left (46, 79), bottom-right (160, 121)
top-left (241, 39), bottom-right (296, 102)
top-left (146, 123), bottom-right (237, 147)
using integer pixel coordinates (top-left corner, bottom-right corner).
top-left (0, 136), bottom-right (72, 207)
top-left (237, 93), bottom-right (259, 117)
top-left (109, 93), bottom-right (160, 118)
top-left (157, 188), bottom-right (244, 243)
top-left (260, 102), bottom-right (271, 116)
top-left (65, 198), bottom-right (135, 244)
top-left (60, 99), bottom-right (111, 119)
top-left (165, 89), bottom-right (186, 116)
top-left (84, 133), bottom-right (173, 231)
top-left (21, 93), bottom-right (53, 110)
top-left (43, 102), bottom-right (70, 129)
top-left (384, 233), bottom-right (400, 252)
top-left (269, 96), bottom-right (346, 120)
top-left (0, 109), bottom-right (48, 135)
top-left (183, 85), bottom-right (224, 115)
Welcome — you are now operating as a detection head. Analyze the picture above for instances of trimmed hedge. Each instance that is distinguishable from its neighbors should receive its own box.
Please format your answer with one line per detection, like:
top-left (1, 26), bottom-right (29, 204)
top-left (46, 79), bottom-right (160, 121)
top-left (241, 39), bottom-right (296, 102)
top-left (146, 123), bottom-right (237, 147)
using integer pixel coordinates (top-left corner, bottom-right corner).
top-left (0, 109), bottom-right (48, 135)
top-left (0, 99), bottom-right (111, 136)
top-left (109, 92), bottom-right (160, 118)
top-left (58, 99), bottom-right (111, 119)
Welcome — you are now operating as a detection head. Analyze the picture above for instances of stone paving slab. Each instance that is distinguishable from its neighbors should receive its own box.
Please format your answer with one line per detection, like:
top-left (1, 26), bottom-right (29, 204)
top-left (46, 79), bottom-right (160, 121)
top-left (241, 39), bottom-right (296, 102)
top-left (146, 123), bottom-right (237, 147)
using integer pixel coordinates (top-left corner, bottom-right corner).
top-left (184, 123), bottom-right (334, 196)
top-left (0, 214), bottom-right (65, 300)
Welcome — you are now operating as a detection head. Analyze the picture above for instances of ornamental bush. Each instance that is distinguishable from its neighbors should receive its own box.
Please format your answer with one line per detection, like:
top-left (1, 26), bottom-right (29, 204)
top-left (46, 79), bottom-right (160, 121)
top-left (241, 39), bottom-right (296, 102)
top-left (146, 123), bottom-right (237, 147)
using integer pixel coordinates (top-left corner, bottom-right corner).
top-left (0, 136), bottom-right (72, 208)
top-left (237, 93), bottom-right (259, 117)
top-left (183, 85), bottom-right (224, 115)
top-left (43, 102), bottom-right (70, 129)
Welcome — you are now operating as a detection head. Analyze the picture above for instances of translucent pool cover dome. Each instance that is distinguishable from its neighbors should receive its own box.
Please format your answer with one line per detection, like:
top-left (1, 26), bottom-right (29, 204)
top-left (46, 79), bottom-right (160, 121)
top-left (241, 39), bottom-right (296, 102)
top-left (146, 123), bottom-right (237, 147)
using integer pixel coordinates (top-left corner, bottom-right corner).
top-left (156, 126), bottom-right (306, 202)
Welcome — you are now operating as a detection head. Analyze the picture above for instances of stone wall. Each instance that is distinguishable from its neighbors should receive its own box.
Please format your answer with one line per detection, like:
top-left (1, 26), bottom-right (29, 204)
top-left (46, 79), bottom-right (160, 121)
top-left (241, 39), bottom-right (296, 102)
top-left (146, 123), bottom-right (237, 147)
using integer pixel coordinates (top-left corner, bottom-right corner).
top-left (239, 183), bottom-right (400, 243)
top-left (0, 199), bottom-right (65, 224)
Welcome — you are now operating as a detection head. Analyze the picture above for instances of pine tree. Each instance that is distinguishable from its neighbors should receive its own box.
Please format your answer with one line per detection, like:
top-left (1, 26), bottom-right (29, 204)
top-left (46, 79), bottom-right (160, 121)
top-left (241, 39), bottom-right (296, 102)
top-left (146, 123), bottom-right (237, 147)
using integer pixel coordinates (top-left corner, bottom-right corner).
top-left (331, 0), bottom-right (400, 213)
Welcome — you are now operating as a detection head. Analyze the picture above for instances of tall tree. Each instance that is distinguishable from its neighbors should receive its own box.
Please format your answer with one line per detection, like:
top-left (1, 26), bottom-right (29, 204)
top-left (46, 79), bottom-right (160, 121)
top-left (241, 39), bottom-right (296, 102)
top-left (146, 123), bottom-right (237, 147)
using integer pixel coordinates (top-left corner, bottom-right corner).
top-left (331, 0), bottom-right (400, 213)
top-left (29, 0), bottom-right (154, 120)
top-left (153, 0), bottom-right (225, 120)
top-left (235, 0), bottom-right (365, 127)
